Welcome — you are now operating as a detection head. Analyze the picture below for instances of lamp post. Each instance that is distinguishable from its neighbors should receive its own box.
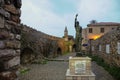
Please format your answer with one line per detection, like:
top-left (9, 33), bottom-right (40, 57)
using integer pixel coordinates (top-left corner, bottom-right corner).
top-left (89, 39), bottom-right (93, 55)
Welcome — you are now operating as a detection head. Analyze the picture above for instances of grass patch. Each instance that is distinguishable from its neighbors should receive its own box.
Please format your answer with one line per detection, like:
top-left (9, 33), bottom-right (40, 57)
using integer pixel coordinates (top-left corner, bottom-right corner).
top-left (20, 68), bottom-right (30, 75)
top-left (32, 59), bottom-right (48, 64)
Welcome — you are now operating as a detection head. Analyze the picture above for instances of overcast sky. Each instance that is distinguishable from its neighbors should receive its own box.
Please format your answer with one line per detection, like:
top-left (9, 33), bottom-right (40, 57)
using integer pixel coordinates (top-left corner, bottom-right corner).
top-left (21, 0), bottom-right (120, 37)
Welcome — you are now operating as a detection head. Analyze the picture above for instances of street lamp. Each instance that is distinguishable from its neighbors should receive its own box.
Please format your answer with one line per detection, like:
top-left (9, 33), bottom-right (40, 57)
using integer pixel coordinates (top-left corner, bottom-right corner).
top-left (89, 39), bottom-right (93, 55)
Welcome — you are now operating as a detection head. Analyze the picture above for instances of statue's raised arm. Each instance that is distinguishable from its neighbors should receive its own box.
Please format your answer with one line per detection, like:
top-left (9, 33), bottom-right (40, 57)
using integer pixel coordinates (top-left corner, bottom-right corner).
top-left (75, 14), bottom-right (78, 22)
top-left (75, 14), bottom-right (78, 27)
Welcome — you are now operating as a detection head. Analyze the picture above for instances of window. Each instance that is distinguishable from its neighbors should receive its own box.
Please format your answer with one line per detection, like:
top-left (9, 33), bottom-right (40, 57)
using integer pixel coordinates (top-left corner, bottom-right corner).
top-left (106, 44), bottom-right (110, 54)
top-left (100, 28), bottom-right (104, 33)
top-left (99, 45), bottom-right (101, 51)
top-left (118, 42), bottom-right (120, 54)
top-left (89, 28), bottom-right (92, 33)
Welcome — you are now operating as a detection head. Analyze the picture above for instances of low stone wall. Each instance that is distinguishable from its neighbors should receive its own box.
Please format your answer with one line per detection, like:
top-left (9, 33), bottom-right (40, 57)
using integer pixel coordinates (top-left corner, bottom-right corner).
top-left (0, 0), bottom-right (21, 79)
top-left (90, 27), bottom-right (120, 67)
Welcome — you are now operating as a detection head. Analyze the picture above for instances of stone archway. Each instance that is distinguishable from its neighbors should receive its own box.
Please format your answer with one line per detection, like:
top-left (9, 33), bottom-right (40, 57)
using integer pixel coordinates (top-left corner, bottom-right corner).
top-left (21, 47), bottom-right (35, 64)
top-left (57, 47), bottom-right (62, 55)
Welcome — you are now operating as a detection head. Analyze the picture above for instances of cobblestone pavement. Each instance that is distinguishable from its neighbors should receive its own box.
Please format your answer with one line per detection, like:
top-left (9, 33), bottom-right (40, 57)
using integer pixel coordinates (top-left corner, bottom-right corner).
top-left (19, 53), bottom-right (115, 80)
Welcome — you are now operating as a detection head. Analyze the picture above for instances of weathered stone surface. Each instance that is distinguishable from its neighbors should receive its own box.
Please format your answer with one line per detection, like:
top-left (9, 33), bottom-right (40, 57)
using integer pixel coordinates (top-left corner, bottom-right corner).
top-left (9, 33), bottom-right (14, 40)
top-left (4, 4), bottom-right (19, 15)
top-left (0, 49), bottom-right (16, 58)
top-left (16, 34), bottom-right (21, 40)
top-left (0, 60), bottom-right (5, 72)
top-left (16, 50), bottom-right (20, 55)
top-left (11, 26), bottom-right (21, 34)
top-left (69, 57), bottom-right (91, 75)
top-left (0, 30), bottom-right (9, 40)
top-left (4, 0), bottom-right (11, 5)
top-left (90, 28), bottom-right (120, 67)
top-left (6, 20), bottom-right (18, 26)
top-left (4, 56), bottom-right (20, 69)
top-left (0, 8), bottom-right (10, 19)
top-left (0, 0), bottom-right (21, 80)
top-left (4, 11), bottom-right (10, 19)
top-left (11, 14), bottom-right (20, 23)
top-left (0, 0), bottom-right (4, 7)
top-left (0, 41), bottom-right (5, 49)
top-left (0, 15), bottom-right (4, 28)
top-left (0, 7), bottom-right (5, 15)
top-left (5, 41), bottom-right (21, 49)
top-left (0, 71), bottom-right (17, 80)
top-left (14, 0), bottom-right (22, 8)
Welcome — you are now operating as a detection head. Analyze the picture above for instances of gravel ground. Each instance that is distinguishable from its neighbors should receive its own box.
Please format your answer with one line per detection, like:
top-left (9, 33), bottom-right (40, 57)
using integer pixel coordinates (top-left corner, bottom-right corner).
top-left (19, 53), bottom-right (115, 80)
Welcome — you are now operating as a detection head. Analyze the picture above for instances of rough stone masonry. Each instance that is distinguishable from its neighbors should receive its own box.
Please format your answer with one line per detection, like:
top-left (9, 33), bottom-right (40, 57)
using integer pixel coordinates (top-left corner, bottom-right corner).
top-left (90, 26), bottom-right (120, 67)
top-left (0, 0), bottom-right (22, 80)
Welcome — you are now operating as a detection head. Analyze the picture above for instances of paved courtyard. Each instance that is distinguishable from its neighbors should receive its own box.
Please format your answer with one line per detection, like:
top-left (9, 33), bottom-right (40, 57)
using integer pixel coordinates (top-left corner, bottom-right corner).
top-left (19, 53), bottom-right (115, 80)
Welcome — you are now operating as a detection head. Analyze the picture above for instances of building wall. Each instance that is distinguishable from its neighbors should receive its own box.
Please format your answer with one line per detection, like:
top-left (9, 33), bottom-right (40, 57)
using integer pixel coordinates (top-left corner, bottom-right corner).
top-left (82, 24), bottom-right (119, 50)
top-left (90, 27), bottom-right (120, 67)
top-left (87, 25), bottom-right (118, 40)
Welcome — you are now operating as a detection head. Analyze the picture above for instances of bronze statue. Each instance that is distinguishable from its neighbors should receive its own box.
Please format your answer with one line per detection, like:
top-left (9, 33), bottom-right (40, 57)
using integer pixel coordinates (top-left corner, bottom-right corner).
top-left (74, 14), bottom-right (82, 52)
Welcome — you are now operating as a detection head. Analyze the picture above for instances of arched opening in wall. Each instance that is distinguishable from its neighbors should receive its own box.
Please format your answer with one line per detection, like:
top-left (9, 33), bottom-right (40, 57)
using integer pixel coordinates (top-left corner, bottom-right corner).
top-left (57, 47), bottom-right (62, 55)
top-left (73, 44), bottom-right (76, 52)
top-left (20, 47), bottom-right (35, 64)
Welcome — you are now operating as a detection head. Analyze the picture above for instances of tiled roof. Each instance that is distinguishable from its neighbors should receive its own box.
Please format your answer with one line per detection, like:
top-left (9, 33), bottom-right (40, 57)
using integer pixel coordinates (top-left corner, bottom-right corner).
top-left (87, 22), bottom-right (120, 27)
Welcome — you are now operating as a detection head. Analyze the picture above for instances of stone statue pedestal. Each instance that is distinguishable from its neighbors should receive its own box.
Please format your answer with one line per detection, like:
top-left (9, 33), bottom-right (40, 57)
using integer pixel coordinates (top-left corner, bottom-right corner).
top-left (66, 57), bottom-right (95, 80)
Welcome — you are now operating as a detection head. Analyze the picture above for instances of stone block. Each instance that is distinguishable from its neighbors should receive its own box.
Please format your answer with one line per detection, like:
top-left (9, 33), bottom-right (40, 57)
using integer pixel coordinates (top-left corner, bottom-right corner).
top-left (16, 50), bottom-right (20, 55)
top-left (0, 41), bottom-right (5, 49)
top-left (11, 14), bottom-right (20, 23)
top-left (0, 8), bottom-right (10, 19)
top-left (4, 4), bottom-right (19, 15)
top-left (4, 56), bottom-right (20, 69)
top-left (16, 34), bottom-right (21, 40)
top-left (0, 30), bottom-right (9, 40)
top-left (0, 0), bottom-right (4, 7)
top-left (5, 41), bottom-right (21, 49)
top-left (0, 7), bottom-right (5, 16)
top-left (0, 71), bottom-right (17, 80)
top-left (69, 57), bottom-right (91, 75)
top-left (0, 14), bottom-right (4, 28)
top-left (5, 24), bottom-right (11, 30)
top-left (11, 27), bottom-right (21, 34)
top-left (4, 11), bottom-right (10, 19)
top-left (0, 49), bottom-right (16, 58)
top-left (9, 33), bottom-right (15, 40)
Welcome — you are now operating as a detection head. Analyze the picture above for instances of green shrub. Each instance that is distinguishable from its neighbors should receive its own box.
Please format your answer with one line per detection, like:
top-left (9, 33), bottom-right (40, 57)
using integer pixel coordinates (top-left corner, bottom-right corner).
top-left (20, 68), bottom-right (30, 75)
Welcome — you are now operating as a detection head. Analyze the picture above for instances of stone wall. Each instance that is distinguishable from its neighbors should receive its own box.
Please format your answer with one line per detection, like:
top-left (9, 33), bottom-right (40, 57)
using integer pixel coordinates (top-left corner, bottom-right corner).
top-left (0, 0), bottom-right (73, 79)
top-left (0, 0), bottom-right (21, 79)
top-left (90, 27), bottom-right (120, 67)
top-left (20, 24), bottom-right (62, 63)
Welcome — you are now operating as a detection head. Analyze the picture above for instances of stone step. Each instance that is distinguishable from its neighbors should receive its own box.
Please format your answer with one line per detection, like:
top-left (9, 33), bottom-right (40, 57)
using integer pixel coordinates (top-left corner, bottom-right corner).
top-left (47, 59), bottom-right (69, 62)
